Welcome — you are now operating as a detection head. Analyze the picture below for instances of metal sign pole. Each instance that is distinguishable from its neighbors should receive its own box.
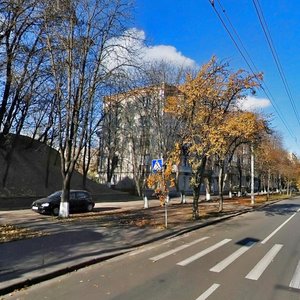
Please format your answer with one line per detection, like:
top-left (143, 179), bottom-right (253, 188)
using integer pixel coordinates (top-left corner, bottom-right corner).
top-left (162, 159), bottom-right (167, 229)
top-left (165, 200), bottom-right (168, 229)
top-left (151, 158), bottom-right (168, 228)
top-left (164, 194), bottom-right (169, 229)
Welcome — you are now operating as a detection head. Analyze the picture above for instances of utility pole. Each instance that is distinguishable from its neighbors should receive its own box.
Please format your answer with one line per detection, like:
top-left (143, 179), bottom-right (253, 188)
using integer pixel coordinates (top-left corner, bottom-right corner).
top-left (251, 144), bottom-right (255, 205)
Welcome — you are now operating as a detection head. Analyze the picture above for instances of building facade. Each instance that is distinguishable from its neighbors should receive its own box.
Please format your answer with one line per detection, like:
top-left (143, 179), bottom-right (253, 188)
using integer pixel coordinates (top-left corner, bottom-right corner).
top-left (98, 83), bottom-right (257, 197)
top-left (98, 83), bottom-right (180, 194)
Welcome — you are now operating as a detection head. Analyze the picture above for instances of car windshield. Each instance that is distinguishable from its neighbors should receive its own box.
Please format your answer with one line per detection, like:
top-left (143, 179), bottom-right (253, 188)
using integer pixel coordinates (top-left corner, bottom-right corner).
top-left (48, 191), bottom-right (62, 199)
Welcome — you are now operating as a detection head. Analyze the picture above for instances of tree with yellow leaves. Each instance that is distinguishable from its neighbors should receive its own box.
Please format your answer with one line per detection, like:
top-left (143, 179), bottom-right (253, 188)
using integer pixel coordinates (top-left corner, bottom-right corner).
top-left (165, 57), bottom-right (263, 219)
top-left (256, 134), bottom-right (300, 196)
top-left (147, 144), bottom-right (181, 206)
top-left (214, 111), bottom-right (268, 211)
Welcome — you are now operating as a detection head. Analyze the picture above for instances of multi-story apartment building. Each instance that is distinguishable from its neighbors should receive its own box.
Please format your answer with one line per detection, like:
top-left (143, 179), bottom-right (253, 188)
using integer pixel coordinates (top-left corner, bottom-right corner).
top-left (98, 83), bottom-right (257, 197)
top-left (98, 83), bottom-right (180, 195)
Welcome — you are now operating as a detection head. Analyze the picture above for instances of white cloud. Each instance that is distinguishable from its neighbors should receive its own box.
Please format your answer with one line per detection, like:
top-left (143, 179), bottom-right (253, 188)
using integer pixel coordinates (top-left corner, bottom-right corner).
top-left (104, 28), bottom-right (196, 70)
top-left (142, 45), bottom-right (196, 68)
top-left (237, 95), bottom-right (271, 111)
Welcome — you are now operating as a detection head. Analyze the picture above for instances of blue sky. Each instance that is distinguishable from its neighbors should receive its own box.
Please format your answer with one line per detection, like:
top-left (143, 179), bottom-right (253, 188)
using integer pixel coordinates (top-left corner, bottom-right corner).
top-left (133, 0), bottom-right (300, 155)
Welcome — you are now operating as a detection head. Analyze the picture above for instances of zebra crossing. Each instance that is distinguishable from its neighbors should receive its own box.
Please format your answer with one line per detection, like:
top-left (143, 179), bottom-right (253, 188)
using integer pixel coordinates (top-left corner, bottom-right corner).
top-left (146, 207), bottom-right (300, 299)
top-left (148, 235), bottom-right (300, 291)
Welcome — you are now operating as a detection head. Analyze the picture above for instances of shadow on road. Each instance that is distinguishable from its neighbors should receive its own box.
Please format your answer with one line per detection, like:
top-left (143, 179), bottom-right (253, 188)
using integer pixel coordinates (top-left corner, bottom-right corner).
top-left (0, 224), bottom-right (151, 282)
top-left (259, 203), bottom-right (300, 216)
top-left (275, 284), bottom-right (300, 294)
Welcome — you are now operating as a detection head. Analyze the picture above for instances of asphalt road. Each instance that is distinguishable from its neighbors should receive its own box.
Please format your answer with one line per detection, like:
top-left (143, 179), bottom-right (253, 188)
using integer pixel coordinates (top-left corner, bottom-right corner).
top-left (5, 198), bottom-right (300, 300)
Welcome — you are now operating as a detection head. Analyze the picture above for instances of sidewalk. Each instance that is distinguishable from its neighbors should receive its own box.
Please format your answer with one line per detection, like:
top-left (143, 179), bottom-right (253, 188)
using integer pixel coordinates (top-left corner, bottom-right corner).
top-left (0, 197), bottom-right (271, 296)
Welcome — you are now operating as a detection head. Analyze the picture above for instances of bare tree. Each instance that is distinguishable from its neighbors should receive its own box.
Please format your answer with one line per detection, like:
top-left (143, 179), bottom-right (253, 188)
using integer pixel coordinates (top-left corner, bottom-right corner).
top-left (99, 61), bottom-right (191, 197)
top-left (0, 0), bottom-right (45, 186)
top-left (43, 0), bottom-right (136, 217)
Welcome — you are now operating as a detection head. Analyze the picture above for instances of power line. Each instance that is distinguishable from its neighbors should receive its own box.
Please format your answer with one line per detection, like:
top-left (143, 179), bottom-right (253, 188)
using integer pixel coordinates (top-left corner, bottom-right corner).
top-left (213, 0), bottom-right (292, 137)
top-left (252, 0), bottom-right (300, 128)
top-left (215, 0), bottom-right (259, 75)
top-left (208, 0), bottom-right (298, 143)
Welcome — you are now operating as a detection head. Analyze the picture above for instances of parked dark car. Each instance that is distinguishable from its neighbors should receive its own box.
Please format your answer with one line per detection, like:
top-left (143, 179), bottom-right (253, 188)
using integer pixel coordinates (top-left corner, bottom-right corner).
top-left (31, 190), bottom-right (94, 215)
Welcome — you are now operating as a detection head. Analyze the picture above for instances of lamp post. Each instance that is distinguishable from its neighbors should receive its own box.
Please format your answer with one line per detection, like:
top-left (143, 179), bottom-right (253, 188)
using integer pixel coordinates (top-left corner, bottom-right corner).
top-left (251, 144), bottom-right (255, 205)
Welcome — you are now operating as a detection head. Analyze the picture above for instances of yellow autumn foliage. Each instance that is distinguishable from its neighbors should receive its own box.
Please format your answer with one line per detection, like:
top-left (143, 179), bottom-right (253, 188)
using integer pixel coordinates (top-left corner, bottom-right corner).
top-left (146, 146), bottom-right (181, 206)
top-left (152, 56), bottom-right (268, 218)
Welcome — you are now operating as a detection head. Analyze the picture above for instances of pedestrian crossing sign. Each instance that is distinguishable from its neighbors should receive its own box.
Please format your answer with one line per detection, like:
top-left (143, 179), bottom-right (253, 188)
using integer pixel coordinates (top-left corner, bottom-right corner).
top-left (152, 158), bottom-right (163, 173)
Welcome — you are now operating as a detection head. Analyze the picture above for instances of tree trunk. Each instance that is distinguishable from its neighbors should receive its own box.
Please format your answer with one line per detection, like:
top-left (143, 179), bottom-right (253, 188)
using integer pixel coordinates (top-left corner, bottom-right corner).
top-left (1, 135), bottom-right (18, 187)
top-left (180, 190), bottom-right (186, 204)
top-left (219, 193), bottom-right (224, 212)
top-left (278, 174), bottom-right (282, 194)
top-left (82, 140), bottom-right (90, 189)
top-left (45, 132), bottom-right (55, 189)
top-left (192, 156), bottom-right (207, 219)
top-left (237, 157), bottom-right (242, 197)
top-left (2, 100), bottom-right (28, 187)
top-left (59, 173), bottom-right (72, 218)
top-left (192, 185), bottom-right (201, 219)
top-left (267, 169), bottom-right (270, 200)
top-left (204, 177), bottom-right (211, 201)
top-left (136, 176), bottom-right (142, 197)
top-left (228, 172), bottom-right (233, 199)
top-left (0, 49), bottom-right (13, 127)
top-left (218, 167), bottom-right (224, 212)
top-left (2, 152), bottom-right (12, 188)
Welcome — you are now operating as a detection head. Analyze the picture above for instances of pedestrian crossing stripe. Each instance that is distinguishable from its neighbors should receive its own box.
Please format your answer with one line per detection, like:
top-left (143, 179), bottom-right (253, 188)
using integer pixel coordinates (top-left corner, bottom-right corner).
top-left (245, 244), bottom-right (283, 280)
top-left (210, 240), bottom-right (256, 273)
top-left (177, 239), bottom-right (232, 266)
top-left (289, 260), bottom-right (300, 289)
top-left (150, 236), bottom-right (209, 262)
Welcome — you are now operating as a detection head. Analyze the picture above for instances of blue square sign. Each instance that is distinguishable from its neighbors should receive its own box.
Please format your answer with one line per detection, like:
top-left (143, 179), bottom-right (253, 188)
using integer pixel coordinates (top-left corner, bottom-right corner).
top-left (152, 159), bottom-right (163, 173)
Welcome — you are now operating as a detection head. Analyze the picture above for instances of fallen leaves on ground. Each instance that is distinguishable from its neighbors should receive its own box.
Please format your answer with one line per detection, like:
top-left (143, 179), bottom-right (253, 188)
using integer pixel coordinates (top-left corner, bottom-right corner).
top-left (0, 195), bottom-right (288, 243)
top-left (0, 224), bottom-right (47, 243)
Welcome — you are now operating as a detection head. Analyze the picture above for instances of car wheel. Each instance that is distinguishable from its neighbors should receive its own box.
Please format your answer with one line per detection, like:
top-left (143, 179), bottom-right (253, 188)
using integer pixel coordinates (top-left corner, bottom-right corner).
top-left (87, 204), bottom-right (93, 212)
top-left (52, 206), bottom-right (59, 216)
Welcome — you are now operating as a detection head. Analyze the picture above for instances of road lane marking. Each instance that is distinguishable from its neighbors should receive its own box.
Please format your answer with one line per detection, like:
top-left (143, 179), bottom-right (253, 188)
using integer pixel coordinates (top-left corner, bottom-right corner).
top-left (177, 239), bottom-right (232, 266)
top-left (195, 283), bottom-right (220, 300)
top-left (289, 260), bottom-right (300, 289)
top-left (150, 237), bottom-right (209, 262)
top-left (210, 240), bottom-right (256, 273)
top-left (261, 213), bottom-right (298, 244)
top-left (245, 244), bottom-right (283, 280)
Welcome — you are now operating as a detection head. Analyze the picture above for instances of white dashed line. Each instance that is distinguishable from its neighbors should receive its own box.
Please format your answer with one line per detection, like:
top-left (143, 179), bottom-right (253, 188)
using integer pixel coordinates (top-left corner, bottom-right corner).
top-left (261, 212), bottom-right (298, 244)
